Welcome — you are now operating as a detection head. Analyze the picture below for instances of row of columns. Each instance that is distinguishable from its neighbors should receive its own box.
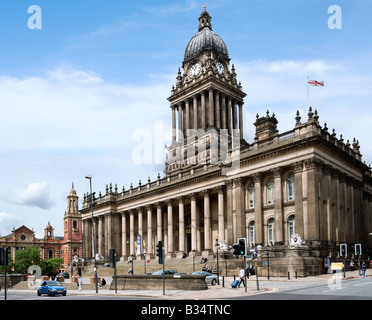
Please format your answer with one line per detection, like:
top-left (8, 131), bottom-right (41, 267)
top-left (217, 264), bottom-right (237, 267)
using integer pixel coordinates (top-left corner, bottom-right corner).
top-left (171, 88), bottom-right (244, 142)
top-left (83, 185), bottom-right (232, 260)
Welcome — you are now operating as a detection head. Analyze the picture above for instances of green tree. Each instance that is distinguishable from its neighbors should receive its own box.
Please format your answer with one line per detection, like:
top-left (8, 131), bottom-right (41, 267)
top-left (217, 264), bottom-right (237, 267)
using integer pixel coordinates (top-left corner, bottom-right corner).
top-left (40, 258), bottom-right (63, 277)
top-left (13, 246), bottom-right (41, 273)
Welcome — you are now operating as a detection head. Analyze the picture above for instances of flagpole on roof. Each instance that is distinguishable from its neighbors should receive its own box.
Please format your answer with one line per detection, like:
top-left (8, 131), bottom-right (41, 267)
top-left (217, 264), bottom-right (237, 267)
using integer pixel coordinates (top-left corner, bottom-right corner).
top-left (307, 76), bottom-right (310, 109)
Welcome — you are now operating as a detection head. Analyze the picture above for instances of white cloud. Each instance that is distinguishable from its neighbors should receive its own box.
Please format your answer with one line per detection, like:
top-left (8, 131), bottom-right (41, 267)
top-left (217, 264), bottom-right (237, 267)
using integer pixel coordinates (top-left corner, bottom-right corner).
top-left (6, 181), bottom-right (56, 210)
top-left (0, 65), bottom-right (172, 154)
top-left (0, 212), bottom-right (21, 236)
top-left (235, 57), bottom-right (372, 163)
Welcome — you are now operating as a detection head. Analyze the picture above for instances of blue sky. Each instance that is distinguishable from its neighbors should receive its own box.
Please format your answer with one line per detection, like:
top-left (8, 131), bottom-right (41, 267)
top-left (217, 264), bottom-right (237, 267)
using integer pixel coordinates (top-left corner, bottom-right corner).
top-left (0, 0), bottom-right (371, 238)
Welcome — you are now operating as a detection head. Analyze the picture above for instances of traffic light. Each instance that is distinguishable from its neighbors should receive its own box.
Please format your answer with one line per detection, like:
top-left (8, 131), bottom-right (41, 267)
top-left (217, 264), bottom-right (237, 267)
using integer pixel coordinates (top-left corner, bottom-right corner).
top-left (109, 248), bottom-right (116, 268)
top-left (340, 243), bottom-right (347, 257)
top-left (0, 247), bottom-right (8, 266)
top-left (232, 243), bottom-right (240, 256)
top-left (238, 238), bottom-right (247, 256)
top-left (355, 243), bottom-right (362, 256)
top-left (156, 241), bottom-right (163, 264)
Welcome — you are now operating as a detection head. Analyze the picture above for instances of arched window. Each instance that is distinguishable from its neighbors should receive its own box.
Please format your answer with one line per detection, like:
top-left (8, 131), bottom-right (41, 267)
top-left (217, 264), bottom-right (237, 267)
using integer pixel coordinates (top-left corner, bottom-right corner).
top-left (267, 178), bottom-right (275, 205)
top-left (73, 220), bottom-right (77, 229)
top-left (248, 183), bottom-right (255, 208)
top-left (249, 221), bottom-right (255, 246)
top-left (268, 218), bottom-right (275, 244)
top-left (288, 215), bottom-right (295, 239)
top-left (49, 250), bottom-right (53, 259)
top-left (287, 173), bottom-right (295, 201)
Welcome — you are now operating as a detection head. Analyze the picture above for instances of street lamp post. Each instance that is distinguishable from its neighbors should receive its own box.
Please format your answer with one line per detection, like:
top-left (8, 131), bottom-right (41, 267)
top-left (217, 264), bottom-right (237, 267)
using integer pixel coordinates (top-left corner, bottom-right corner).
top-left (215, 239), bottom-right (220, 285)
top-left (85, 175), bottom-right (98, 293)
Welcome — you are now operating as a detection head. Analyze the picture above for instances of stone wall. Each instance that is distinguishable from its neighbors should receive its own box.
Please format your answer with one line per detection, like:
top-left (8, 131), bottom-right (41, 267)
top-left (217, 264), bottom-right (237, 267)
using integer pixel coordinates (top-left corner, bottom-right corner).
top-left (111, 274), bottom-right (208, 291)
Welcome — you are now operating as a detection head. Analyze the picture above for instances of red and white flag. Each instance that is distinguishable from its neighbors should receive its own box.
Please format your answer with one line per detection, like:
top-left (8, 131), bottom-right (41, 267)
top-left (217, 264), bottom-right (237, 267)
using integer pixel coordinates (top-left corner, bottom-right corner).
top-left (308, 79), bottom-right (324, 86)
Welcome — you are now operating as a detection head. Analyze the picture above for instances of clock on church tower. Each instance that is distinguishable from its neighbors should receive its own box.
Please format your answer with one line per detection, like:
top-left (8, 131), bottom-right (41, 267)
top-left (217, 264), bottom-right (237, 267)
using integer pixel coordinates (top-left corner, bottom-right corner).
top-left (166, 5), bottom-right (248, 175)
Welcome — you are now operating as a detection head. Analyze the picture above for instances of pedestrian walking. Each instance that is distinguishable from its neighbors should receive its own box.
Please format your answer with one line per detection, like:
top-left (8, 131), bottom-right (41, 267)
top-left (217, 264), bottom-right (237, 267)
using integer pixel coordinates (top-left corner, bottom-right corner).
top-left (350, 260), bottom-right (355, 272)
top-left (238, 266), bottom-right (245, 288)
top-left (77, 275), bottom-right (82, 291)
top-left (361, 262), bottom-right (367, 278)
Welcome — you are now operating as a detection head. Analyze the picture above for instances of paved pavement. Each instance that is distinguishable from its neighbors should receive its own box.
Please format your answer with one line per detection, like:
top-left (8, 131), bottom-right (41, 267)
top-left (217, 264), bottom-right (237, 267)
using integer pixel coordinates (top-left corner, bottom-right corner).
top-left (8, 270), bottom-right (370, 299)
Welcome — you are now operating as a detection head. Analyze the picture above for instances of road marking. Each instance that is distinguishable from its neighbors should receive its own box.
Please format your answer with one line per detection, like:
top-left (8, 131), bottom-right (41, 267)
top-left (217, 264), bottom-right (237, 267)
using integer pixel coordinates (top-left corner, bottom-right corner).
top-left (353, 282), bottom-right (372, 287)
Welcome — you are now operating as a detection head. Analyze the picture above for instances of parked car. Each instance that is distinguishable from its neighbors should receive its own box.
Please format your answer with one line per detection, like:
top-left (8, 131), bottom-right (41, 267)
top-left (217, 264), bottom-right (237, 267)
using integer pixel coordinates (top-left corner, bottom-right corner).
top-left (191, 271), bottom-right (218, 285)
top-left (152, 269), bottom-right (180, 275)
top-left (59, 272), bottom-right (69, 279)
top-left (37, 280), bottom-right (67, 296)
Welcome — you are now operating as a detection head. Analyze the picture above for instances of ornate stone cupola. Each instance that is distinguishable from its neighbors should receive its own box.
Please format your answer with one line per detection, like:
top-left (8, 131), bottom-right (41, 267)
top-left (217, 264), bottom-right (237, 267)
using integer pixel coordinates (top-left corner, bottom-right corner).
top-left (198, 4), bottom-right (212, 31)
top-left (165, 5), bottom-right (248, 175)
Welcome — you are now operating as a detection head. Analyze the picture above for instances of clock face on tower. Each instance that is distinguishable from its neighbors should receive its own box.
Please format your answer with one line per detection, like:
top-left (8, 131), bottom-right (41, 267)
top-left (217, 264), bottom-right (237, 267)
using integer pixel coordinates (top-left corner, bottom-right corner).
top-left (189, 63), bottom-right (201, 77)
top-left (216, 62), bottom-right (225, 75)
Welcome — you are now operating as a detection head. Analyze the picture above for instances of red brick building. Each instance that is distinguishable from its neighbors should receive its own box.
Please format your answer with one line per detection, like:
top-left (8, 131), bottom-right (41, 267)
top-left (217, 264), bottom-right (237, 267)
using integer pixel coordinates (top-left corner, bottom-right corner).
top-left (0, 184), bottom-right (82, 272)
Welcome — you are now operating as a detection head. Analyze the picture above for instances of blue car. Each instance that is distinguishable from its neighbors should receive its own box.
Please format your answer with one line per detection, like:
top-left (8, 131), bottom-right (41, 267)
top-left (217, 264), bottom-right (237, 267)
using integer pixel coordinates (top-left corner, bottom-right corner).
top-left (37, 280), bottom-right (67, 296)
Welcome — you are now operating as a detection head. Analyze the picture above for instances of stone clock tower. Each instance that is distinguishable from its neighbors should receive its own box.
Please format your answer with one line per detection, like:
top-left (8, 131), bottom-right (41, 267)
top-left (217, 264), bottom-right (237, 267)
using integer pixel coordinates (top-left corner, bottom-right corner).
top-left (166, 5), bottom-right (248, 176)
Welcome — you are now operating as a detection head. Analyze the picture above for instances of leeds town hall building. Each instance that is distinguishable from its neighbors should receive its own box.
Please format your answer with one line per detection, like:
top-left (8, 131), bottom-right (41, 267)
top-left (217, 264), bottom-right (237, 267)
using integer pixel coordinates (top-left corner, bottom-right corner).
top-left (80, 7), bottom-right (372, 276)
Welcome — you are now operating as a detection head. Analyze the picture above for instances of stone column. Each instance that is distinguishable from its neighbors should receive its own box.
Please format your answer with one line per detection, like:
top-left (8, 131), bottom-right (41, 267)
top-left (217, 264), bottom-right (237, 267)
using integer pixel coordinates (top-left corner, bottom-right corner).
top-left (177, 196), bottom-right (185, 256)
top-left (338, 174), bottom-right (347, 243)
top-left (98, 215), bottom-right (104, 256)
top-left (104, 214), bottom-right (109, 255)
top-left (201, 92), bottom-right (206, 129)
top-left (177, 106), bottom-right (183, 142)
top-left (330, 168), bottom-right (340, 243)
top-left (304, 158), bottom-right (322, 242)
top-left (171, 105), bottom-right (176, 143)
top-left (193, 95), bottom-right (198, 131)
top-left (271, 167), bottom-right (283, 244)
top-left (319, 166), bottom-right (330, 242)
top-left (202, 190), bottom-right (212, 254)
top-left (215, 91), bottom-right (221, 129)
top-left (137, 207), bottom-right (143, 258)
top-left (221, 94), bottom-right (227, 130)
top-left (146, 205), bottom-right (153, 258)
top-left (252, 173), bottom-right (263, 245)
top-left (129, 210), bottom-right (135, 256)
top-left (156, 202), bottom-right (162, 242)
top-left (209, 88), bottom-right (214, 127)
top-left (233, 178), bottom-right (245, 239)
top-left (185, 99), bottom-right (190, 135)
top-left (226, 180), bottom-right (234, 245)
top-left (216, 185), bottom-right (225, 242)
top-left (292, 162), bottom-right (304, 239)
top-left (233, 100), bottom-right (238, 130)
top-left (189, 193), bottom-right (197, 252)
top-left (227, 96), bottom-right (232, 136)
top-left (121, 212), bottom-right (127, 260)
top-left (239, 102), bottom-right (244, 140)
top-left (167, 199), bottom-right (175, 257)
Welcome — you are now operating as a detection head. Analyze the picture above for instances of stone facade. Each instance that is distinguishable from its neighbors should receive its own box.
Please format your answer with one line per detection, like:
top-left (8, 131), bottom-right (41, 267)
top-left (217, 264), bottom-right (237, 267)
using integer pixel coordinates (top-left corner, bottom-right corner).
top-left (80, 7), bottom-right (372, 276)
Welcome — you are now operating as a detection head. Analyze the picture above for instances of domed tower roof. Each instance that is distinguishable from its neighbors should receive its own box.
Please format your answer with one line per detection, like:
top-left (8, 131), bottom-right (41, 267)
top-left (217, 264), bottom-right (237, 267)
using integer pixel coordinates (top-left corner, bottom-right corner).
top-left (184, 5), bottom-right (229, 62)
